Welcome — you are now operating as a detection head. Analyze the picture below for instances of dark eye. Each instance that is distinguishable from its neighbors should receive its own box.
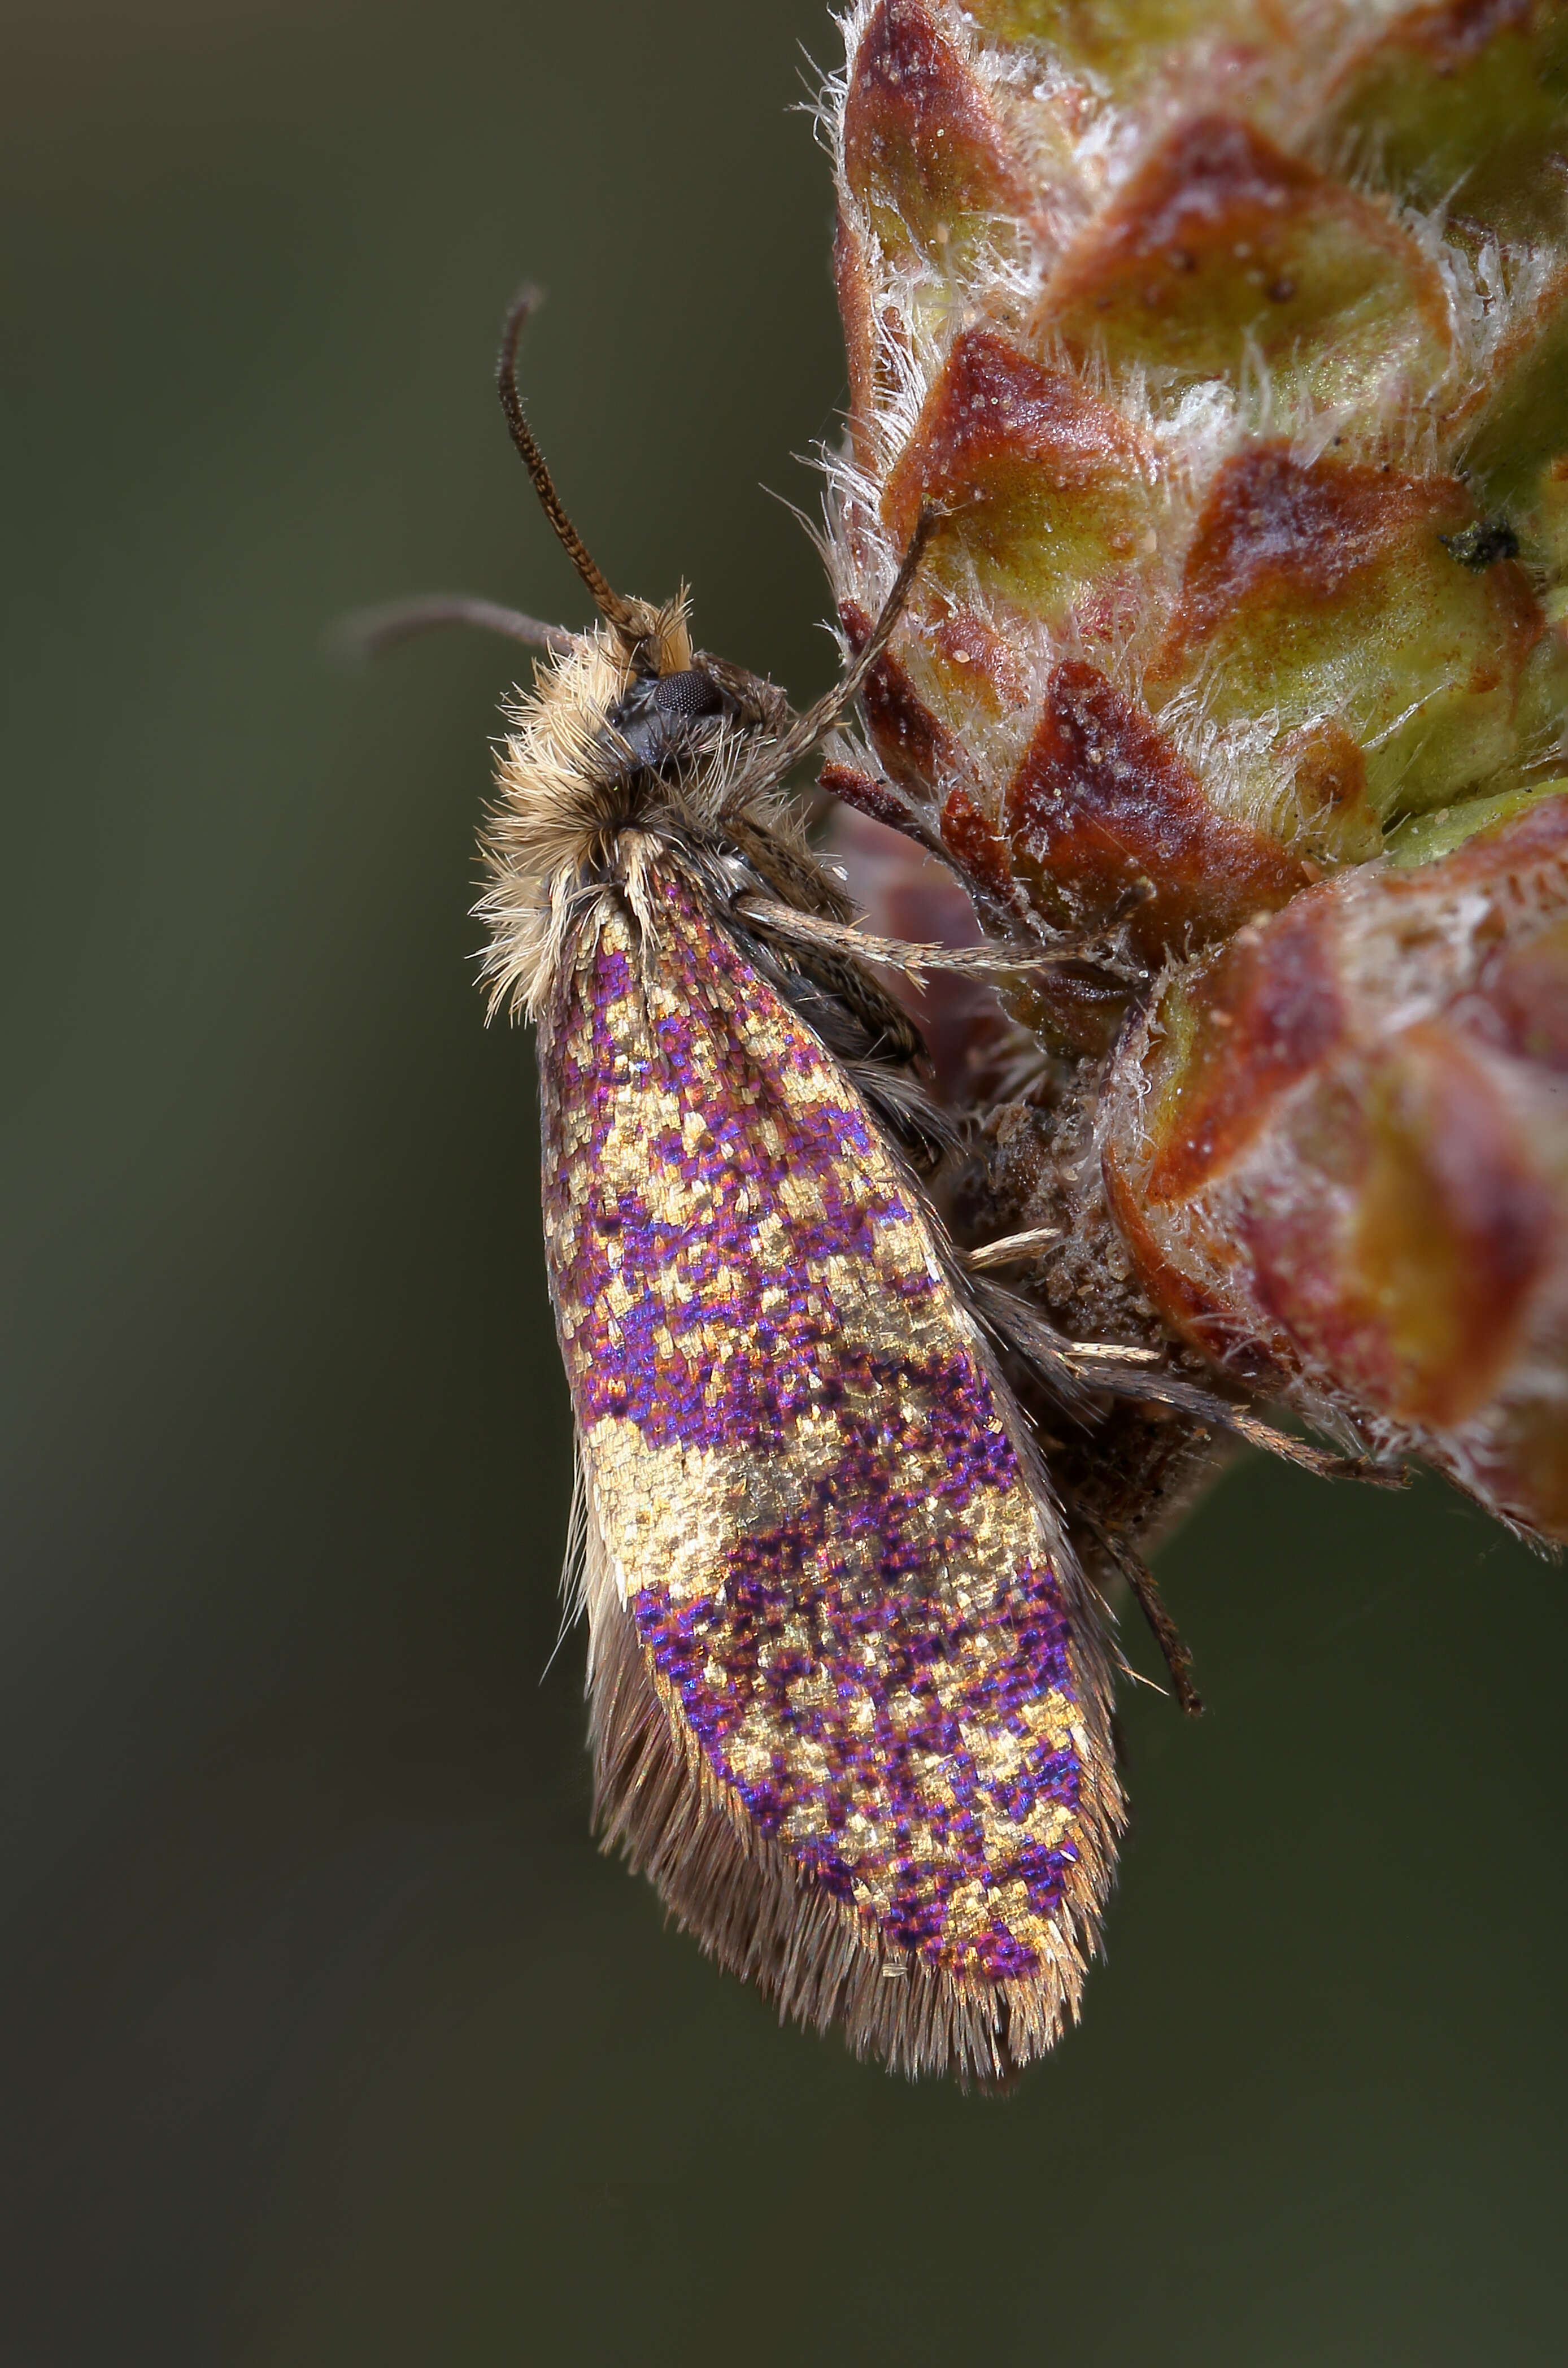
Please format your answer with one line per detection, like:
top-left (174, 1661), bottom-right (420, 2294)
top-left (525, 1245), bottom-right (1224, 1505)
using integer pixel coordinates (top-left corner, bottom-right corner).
top-left (604, 668), bottom-right (730, 771)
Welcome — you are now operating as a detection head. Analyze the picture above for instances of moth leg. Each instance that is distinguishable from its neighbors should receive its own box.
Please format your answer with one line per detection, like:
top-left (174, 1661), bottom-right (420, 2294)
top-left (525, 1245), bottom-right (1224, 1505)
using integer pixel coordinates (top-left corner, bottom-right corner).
top-left (732, 893), bottom-right (1160, 985)
top-left (1082, 1513), bottom-right (1203, 1717)
top-left (1060, 1354), bottom-right (1408, 1488)
top-left (983, 1283), bottom-right (1406, 1486)
top-left (727, 906), bottom-right (927, 1069)
top-left (731, 896), bottom-right (1060, 980)
top-left (964, 1227), bottom-right (1062, 1272)
top-left (1060, 1339), bottom-right (1162, 1365)
top-left (692, 652), bottom-right (793, 738)
top-left (721, 815), bottom-right (858, 926)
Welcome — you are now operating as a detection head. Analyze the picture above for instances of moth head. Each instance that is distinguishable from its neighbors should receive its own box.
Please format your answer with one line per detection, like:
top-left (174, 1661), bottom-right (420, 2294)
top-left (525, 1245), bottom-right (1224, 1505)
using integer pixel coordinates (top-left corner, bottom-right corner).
top-left (480, 286), bottom-right (930, 1019)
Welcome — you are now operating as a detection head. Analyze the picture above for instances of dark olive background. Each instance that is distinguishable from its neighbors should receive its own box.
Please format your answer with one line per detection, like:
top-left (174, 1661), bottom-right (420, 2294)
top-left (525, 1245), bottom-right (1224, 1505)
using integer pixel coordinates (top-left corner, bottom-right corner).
top-left (2, 2), bottom-right (1565, 2360)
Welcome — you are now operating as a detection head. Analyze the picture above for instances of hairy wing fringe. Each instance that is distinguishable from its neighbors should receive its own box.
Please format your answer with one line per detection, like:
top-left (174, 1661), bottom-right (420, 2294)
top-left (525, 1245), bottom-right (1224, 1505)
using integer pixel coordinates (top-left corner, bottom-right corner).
top-left (582, 1486), bottom-right (1105, 2086)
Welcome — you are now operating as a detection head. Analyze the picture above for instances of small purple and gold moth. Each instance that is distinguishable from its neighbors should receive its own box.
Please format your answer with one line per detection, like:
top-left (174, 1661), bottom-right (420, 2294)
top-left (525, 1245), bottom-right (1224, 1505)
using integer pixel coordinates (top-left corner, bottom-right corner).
top-left (343, 291), bottom-right (1374, 2082)
top-left (472, 298), bottom-right (1122, 2085)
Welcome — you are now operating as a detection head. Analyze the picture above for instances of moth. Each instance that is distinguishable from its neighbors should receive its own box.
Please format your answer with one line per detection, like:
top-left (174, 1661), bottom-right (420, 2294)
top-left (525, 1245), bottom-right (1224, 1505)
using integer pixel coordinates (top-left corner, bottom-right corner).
top-left (347, 290), bottom-right (1380, 2084)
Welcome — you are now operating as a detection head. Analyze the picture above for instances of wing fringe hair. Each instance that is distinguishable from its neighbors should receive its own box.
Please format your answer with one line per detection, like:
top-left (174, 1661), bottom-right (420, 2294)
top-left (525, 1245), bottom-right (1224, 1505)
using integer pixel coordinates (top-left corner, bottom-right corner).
top-left (577, 1466), bottom-right (1109, 2089)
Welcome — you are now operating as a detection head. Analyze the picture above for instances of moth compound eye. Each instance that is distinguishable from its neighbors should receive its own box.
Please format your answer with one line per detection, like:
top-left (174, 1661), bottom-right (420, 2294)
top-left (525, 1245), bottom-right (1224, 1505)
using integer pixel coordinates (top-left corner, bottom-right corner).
top-left (603, 667), bottom-right (730, 771)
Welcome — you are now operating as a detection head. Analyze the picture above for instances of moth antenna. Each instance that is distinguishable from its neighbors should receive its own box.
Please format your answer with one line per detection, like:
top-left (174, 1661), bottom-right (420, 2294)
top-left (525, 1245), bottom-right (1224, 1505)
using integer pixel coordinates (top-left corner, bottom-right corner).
top-left (732, 508), bottom-right (940, 797)
top-left (496, 286), bottom-right (646, 648)
top-left (327, 594), bottom-right (576, 664)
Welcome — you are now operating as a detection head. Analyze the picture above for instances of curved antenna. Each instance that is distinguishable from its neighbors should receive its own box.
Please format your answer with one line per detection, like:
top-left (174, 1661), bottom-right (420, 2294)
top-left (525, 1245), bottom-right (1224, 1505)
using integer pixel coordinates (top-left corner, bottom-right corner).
top-left (496, 286), bottom-right (644, 645)
top-left (326, 594), bottom-right (576, 664)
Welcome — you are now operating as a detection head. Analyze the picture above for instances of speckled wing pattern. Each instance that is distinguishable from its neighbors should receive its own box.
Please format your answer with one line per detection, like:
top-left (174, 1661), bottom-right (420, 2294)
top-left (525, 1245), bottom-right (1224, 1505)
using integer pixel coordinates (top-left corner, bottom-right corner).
top-left (539, 865), bottom-right (1120, 2066)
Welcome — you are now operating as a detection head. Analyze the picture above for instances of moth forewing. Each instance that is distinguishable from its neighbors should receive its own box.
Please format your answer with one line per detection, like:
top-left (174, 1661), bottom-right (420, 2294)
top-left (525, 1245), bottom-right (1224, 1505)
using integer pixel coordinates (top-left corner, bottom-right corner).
top-left (518, 809), bottom-right (1121, 2082)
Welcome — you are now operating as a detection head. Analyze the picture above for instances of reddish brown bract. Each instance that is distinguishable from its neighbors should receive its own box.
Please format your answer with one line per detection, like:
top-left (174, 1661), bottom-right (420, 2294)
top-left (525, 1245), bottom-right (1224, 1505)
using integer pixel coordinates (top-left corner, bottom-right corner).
top-left (823, 0), bottom-right (1568, 1540)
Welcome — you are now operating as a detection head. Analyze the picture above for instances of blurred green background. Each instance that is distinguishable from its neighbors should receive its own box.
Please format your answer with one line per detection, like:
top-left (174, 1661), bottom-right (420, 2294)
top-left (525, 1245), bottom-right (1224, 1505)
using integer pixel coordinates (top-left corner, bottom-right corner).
top-left (3, 2), bottom-right (1566, 2360)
